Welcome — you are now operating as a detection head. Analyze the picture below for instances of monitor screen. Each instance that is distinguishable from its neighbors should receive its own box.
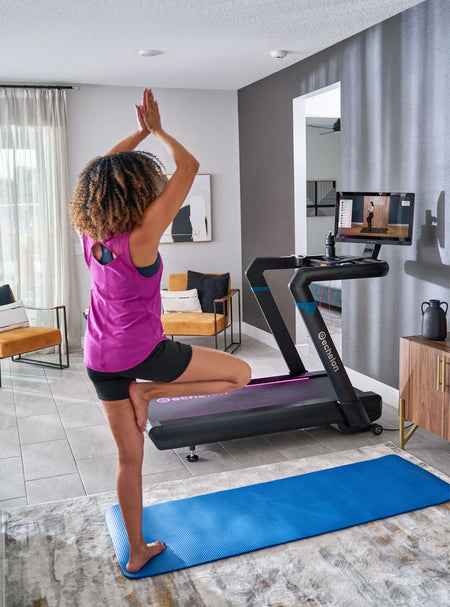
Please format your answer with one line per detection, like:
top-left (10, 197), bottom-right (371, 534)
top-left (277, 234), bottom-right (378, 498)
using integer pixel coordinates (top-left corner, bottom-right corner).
top-left (334, 192), bottom-right (414, 245)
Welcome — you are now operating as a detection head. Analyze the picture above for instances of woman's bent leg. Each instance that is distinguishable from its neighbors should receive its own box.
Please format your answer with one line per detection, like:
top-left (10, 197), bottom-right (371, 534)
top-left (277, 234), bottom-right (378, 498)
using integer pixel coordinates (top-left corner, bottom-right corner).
top-left (130, 346), bottom-right (251, 430)
top-left (102, 398), bottom-right (166, 572)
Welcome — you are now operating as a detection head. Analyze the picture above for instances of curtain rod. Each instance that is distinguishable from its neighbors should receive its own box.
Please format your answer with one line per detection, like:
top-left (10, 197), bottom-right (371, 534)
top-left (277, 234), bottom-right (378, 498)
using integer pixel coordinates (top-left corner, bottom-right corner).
top-left (0, 84), bottom-right (78, 90)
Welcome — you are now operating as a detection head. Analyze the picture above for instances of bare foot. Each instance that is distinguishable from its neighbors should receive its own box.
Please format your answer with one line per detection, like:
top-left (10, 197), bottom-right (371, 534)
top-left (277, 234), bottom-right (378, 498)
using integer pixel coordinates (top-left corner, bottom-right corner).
top-left (126, 541), bottom-right (166, 573)
top-left (129, 381), bottom-right (155, 432)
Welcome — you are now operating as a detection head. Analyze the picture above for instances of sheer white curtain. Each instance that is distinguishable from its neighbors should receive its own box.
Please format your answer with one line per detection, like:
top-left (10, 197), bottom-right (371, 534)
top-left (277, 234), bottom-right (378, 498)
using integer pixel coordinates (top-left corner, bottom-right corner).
top-left (0, 87), bottom-right (75, 346)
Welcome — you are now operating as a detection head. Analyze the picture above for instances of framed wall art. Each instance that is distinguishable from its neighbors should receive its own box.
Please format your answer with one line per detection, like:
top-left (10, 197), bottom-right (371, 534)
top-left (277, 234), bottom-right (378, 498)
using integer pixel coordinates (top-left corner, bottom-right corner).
top-left (161, 174), bottom-right (212, 243)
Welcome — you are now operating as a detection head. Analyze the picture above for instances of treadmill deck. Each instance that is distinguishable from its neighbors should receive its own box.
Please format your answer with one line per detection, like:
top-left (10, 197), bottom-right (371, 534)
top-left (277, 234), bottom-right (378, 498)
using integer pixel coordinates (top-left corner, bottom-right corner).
top-left (149, 375), bottom-right (321, 423)
top-left (147, 374), bottom-right (382, 450)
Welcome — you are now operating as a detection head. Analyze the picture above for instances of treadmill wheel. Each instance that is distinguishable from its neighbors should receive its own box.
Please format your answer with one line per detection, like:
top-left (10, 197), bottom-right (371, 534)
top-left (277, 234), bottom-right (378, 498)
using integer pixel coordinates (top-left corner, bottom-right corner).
top-left (370, 423), bottom-right (383, 436)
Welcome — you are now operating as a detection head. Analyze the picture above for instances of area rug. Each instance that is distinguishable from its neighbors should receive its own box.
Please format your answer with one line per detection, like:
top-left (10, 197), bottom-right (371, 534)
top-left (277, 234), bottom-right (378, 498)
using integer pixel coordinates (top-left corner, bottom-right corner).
top-left (2, 443), bottom-right (449, 607)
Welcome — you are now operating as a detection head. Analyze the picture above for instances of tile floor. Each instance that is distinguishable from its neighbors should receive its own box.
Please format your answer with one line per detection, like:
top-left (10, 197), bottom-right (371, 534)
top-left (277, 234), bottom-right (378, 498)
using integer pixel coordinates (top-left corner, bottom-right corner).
top-left (1, 331), bottom-right (449, 607)
top-left (1, 332), bottom-right (448, 512)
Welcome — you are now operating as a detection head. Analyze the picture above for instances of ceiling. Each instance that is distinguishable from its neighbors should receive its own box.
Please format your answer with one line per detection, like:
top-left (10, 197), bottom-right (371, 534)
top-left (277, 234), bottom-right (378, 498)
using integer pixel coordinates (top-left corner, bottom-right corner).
top-left (1, 0), bottom-right (425, 90)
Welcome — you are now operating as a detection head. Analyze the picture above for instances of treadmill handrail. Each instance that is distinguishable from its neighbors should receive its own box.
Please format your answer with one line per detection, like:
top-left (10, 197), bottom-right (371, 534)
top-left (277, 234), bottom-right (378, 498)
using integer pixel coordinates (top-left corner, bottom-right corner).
top-left (246, 255), bottom-right (305, 285)
top-left (290, 258), bottom-right (389, 298)
top-left (246, 255), bottom-right (307, 376)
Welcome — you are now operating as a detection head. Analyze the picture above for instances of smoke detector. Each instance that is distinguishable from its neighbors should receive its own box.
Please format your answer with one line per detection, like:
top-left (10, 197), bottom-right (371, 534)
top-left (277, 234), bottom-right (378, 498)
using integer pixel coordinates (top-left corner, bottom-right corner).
top-left (137, 49), bottom-right (162, 57)
top-left (270, 50), bottom-right (287, 59)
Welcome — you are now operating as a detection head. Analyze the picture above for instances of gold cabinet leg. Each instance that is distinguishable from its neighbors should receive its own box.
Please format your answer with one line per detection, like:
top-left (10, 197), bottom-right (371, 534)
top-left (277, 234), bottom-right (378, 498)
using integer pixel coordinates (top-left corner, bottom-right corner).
top-left (399, 398), bottom-right (406, 449)
top-left (399, 397), bottom-right (419, 449)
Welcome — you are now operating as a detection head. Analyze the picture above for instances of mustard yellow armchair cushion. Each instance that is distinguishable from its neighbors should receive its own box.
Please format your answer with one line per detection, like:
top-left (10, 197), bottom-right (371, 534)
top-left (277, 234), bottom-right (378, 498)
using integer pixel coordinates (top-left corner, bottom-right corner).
top-left (162, 312), bottom-right (225, 336)
top-left (0, 326), bottom-right (62, 358)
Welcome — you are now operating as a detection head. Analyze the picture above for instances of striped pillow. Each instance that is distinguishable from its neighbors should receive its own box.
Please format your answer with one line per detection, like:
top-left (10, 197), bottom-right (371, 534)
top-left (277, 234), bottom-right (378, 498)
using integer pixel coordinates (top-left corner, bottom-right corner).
top-left (0, 300), bottom-right (30, 332)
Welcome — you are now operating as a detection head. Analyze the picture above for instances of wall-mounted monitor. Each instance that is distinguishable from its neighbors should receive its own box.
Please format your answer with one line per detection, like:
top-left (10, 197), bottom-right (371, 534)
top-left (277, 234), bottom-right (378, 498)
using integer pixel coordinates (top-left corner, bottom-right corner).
top-left (334, 192), bottom-right (414, 245)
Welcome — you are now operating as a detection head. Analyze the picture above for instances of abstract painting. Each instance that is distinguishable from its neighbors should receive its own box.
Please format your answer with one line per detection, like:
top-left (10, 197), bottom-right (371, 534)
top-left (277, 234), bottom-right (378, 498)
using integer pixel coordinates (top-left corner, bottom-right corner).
top-left (161, 174), bottom-right (212, 243)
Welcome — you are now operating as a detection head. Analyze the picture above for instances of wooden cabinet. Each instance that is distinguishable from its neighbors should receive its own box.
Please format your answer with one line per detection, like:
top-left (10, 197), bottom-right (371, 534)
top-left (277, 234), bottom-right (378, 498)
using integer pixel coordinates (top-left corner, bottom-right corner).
top-left (399, 334), bottom-right (450, 447)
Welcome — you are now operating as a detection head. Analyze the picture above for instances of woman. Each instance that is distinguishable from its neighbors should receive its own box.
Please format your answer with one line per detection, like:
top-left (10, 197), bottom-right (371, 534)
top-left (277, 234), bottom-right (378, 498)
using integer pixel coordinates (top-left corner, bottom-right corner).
top-left (366, 201), bottom-right (374, 231)
top-left (69, 89), bottom-right (251, 573)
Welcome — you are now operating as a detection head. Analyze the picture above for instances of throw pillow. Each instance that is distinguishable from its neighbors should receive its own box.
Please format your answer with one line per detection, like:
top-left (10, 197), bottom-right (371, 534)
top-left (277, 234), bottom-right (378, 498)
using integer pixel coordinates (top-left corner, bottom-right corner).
top-left (0, 300), bottom-right (30, 332)
top-left (0, 284), bottom-right (14, 306)
top-left (161, 289), bottom-right (202, 313)
top-left (186, 271), bottom-right (230, 314)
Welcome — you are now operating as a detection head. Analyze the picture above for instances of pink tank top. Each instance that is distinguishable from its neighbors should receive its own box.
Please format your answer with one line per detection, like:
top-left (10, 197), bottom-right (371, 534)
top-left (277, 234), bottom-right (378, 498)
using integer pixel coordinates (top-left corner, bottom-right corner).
top-left (82, 232), bottom-right (166, 372)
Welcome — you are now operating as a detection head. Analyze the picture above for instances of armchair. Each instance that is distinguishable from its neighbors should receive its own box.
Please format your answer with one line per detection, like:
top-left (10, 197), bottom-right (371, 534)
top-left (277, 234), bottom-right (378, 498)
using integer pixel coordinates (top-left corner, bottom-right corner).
top-left (0, 284), bottom-right (69, 387)
top-left (161, 273), bottom-right (241, 353)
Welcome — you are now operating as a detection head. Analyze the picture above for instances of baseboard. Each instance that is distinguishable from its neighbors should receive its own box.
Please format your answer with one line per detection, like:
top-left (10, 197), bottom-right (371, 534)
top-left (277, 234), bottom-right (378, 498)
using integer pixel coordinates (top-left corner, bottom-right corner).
top-left (242, 322), bottom-right (278, 349)
top-left (346, 367), bottom-right (399, 409)
top-left (242, 323), bottom-right (309, 356)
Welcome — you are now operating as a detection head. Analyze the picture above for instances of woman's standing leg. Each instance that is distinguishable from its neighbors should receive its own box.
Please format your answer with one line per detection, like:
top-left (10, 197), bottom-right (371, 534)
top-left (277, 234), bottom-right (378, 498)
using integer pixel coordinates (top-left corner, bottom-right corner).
top-left (102, 398), bottom-right (166, 572)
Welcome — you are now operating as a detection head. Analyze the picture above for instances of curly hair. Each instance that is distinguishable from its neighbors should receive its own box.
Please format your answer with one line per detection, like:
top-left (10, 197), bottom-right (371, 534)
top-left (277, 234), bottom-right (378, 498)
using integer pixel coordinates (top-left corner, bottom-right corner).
top-left (68, 151), bottom-right (167, 242)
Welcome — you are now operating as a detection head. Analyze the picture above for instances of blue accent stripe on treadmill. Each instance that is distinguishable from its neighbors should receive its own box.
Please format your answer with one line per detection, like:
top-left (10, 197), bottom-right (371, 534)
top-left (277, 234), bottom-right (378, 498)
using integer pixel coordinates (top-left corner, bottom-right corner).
top-left (106, 454), bottom-right (450, 579)
top-left (251, 287), bottom-right (270, 292)
top-left (296, 301), bottom-right (318, 315)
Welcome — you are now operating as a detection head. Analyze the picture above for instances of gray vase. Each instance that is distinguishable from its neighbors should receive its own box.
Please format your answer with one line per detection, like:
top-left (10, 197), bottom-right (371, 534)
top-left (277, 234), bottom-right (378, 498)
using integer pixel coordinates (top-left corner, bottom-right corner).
top-left (421, 299), bottom-right (448, 340)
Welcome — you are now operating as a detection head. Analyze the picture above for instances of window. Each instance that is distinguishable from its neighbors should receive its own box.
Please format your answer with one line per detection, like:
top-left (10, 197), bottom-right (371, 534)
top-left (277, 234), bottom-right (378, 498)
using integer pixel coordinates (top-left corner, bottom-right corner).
top-left (0, 88), bottom-right (73, 335)
top-left (0, 143), bottom-right (39, 301)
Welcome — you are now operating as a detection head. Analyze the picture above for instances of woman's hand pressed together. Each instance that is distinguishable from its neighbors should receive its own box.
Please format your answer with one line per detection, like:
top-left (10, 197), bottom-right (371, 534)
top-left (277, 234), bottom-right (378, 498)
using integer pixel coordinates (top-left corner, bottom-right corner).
top-left (135, 89), bottom-right (162, 135)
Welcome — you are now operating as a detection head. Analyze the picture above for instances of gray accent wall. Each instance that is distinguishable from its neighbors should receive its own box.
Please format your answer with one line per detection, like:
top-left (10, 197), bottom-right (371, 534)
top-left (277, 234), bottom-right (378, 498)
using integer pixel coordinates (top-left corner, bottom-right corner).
top-left (238, 0), bottom-right (449, 388)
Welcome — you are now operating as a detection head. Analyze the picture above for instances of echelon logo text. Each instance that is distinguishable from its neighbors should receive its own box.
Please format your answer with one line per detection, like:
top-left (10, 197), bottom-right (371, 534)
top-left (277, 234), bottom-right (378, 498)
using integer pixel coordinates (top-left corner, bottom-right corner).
top-left (318, 332), bottom-right (339, 372)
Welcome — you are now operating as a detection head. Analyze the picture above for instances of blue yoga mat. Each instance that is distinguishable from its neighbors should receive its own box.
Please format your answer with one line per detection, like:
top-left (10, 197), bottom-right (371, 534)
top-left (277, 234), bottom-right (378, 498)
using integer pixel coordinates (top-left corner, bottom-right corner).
top-left (105, 455), bottom-right (449, 579)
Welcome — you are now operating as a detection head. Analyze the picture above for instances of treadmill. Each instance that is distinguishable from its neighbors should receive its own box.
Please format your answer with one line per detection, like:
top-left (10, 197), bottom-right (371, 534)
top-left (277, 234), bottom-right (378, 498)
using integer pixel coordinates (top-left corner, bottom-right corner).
top-left (147, 242), bottom-right (387, 462)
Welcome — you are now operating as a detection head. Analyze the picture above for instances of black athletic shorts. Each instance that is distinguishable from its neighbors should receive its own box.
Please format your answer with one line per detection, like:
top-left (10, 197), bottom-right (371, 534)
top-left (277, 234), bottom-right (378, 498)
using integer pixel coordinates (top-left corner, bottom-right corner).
top-left (86, 339), bottom-right (193, 401)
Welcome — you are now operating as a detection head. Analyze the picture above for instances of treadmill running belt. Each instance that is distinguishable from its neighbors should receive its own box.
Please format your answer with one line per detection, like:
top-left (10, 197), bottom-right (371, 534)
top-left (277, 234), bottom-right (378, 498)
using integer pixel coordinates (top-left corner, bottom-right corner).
top-left (147, 375), bottom-right (334, 423)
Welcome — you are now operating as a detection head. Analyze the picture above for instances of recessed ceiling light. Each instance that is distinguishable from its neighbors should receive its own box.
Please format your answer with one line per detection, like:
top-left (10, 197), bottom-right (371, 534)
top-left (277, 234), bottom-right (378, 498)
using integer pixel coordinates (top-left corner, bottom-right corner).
top-left (137, 49), bottom-right (162, 57)
top-left (270, 50), bottom-right (287, 59)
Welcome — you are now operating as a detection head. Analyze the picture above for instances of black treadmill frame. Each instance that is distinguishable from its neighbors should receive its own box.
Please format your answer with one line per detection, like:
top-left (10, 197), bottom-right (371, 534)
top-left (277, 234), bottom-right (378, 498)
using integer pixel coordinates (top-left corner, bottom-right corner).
top-left (147, 248), bottom-right (388, 457)
top-left (246, 249), bottom-right (388, 430)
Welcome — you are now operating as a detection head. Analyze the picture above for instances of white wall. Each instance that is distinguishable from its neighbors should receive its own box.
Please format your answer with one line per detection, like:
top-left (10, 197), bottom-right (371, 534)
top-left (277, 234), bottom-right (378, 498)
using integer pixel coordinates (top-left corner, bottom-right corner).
top-left (306, 126), bottom-right (340, 182)
top-left (66, 85), bottom-right (242, 348)
top-left (306, 125), bottom-right (341, 256)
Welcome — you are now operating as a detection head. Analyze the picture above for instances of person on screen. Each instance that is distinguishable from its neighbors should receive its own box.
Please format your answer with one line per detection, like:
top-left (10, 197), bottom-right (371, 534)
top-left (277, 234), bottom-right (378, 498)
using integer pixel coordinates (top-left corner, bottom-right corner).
top-left (367, 201), bottom-right (374, 231)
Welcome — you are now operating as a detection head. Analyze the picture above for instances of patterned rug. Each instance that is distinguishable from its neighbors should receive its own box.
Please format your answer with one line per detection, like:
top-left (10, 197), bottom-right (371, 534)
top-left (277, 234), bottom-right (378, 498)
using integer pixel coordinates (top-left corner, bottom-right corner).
top-left (2, 443), bottom-right (449, 607)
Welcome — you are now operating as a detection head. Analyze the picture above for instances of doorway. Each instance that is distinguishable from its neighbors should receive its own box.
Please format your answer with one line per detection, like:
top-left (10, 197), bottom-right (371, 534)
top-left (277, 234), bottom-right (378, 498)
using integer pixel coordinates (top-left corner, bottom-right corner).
top-left (293, 83), bottom-right (342, 359)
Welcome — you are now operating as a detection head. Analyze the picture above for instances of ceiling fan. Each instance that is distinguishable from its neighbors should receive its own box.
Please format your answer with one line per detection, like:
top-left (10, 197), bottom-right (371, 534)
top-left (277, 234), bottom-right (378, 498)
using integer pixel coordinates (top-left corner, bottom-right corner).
top-left (307, 118), bottom-right (341, 135)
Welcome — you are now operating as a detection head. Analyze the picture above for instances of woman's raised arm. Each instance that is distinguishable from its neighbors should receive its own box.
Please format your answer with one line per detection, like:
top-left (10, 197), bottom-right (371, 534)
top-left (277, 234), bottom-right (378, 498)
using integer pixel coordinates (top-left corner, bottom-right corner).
top-left (130, 90), bottom-right (199, 255)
